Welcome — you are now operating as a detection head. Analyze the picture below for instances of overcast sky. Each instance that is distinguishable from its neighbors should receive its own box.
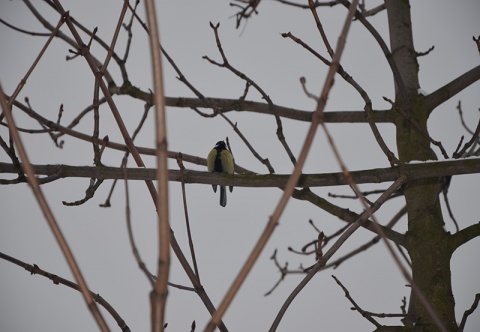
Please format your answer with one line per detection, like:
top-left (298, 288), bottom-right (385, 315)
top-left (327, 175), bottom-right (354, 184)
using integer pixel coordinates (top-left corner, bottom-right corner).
top-left (1, 1), bottom-right (479, 331)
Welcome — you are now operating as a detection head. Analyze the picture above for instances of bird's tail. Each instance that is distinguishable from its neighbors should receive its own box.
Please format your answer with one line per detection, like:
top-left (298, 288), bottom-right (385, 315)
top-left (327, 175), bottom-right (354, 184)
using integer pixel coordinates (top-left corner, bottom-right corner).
top-left (220, 185), bottom-right (227, 207)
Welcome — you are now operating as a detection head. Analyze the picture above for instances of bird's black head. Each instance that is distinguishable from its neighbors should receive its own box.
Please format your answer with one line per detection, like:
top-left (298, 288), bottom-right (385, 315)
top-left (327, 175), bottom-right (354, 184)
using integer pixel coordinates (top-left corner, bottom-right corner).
top-left (214, 141), bottom-right (227, 151)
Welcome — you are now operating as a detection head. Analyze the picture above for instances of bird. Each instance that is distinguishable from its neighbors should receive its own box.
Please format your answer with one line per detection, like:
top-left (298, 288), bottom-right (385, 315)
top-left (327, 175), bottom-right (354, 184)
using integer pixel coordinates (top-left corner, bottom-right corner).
top-left (207, 140), bottom-right (234, 207)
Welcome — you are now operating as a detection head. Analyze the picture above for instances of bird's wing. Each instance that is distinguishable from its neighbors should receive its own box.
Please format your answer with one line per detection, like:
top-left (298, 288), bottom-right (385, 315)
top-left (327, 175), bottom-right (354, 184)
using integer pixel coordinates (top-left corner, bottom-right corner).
top-left (207, 149), bottom-right (217, 172)
top-left (221, 149), bottom-right (235, 174)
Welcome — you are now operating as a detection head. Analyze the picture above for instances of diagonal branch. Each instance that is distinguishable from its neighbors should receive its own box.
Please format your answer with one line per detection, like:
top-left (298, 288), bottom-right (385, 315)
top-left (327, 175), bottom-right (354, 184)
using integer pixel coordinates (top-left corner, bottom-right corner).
top-left (292, 188), bottom-right (404, 245)
top-left (0, 82), bottom-right (110, 331)
top-left (269, 175), bottom-right (406, 331)
top-left (424, 65), bottom-right (480, 113)
top-left (450, 222), bottom-right (480, 253)
top-left (332, 275), bottom-right (381, 328)
top-left (0, 251), bottom-right (130, 332)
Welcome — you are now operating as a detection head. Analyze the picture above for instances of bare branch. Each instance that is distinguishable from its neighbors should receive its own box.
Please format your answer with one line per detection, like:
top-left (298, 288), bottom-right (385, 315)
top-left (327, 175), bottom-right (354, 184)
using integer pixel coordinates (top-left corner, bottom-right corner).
top-left (204, 22), bottom-right (297, 166)
top-left (450, 222), bottom-right (480, 253)
top-left (123, 159), bottom-right (156, 286)
top-left (458, 293), bottom-right (480, 332)
top-left (308, 0), bottom-right (334, 58)
top-left (5, 12), bottom-right (67, 113)
top-left (219, 112), bottom-right (276, 173)
top-left (473, 35), bottom-right (480, 55)
top-left (165, 96), bottom-right (393, 123)
top-left (453, 119), bottom-right (480, 158)
top-left (23, 0), bottom-right (114, 83)
top-left (424, 65), bottom-right (480, 112)
top-left (281, 30), bottom-right (397, 164)
top-left (62, 178), bottom-right (104, 206)
top-left (143, 0), bottom-right (171, 330)
top-left (266, 205), bottom-right (406, 296)
top-left (2, 158), bottom-right (480, 191)
top-left (270, 175), bottom-right (406, 331)
top-left (332, 275), bottom-right (381, 328)
top-left (0, 251), bottom-right (130, 332)
top-left (416, 45), bottom-right (435, 57)
top-left (176, 154), bottom-right (201, 281)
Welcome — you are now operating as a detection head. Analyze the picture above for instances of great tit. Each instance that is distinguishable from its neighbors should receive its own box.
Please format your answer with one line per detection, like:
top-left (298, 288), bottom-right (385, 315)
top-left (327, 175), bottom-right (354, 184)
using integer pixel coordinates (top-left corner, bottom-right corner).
top-left (207, 141), bottom-right (234, 207)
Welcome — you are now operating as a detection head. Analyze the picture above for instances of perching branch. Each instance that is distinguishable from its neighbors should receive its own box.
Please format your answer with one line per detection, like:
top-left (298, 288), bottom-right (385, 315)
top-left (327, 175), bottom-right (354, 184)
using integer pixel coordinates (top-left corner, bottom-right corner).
top-left (2, 158), bottom-right (480, 190)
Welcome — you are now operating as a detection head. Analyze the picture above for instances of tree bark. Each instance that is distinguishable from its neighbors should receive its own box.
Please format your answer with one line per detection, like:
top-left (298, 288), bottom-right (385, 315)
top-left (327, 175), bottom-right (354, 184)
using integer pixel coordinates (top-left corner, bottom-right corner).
top-left (385, 0), bottom-right (457, 330)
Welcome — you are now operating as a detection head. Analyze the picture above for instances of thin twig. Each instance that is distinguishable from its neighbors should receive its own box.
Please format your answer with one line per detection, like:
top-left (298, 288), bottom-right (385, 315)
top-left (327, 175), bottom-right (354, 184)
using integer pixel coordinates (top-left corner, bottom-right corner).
top-left (458, 293), bottom-right (480, 331)
top-left (23, 0), bottom-right (114, 84)
top-left (62, 177), bottom-right (104, 206)
top-left (453, 118), bottom-right (480, 158)
top-left (267, 205), bottom-right (407, 295)
top-left (282, 31), bottom-right (398, 164)
top-left (123, 159), bottom-right (156, 287)
top-left (176, 154), bottom-right (201, 281)
top-left (100, 103), bottom-right (153, 208)
top-left (0, 17), bottom-right (51, 36)
top-left (332, 275), bottom-right (381, 327)
top-left (219, 112), bottom-right (275, 173)
top-left (308, 0), bottom-right (334, 58)
top-left (456, 101), bottom-right (477, 137)
top-left (1, 11), bottom-right (68, 123)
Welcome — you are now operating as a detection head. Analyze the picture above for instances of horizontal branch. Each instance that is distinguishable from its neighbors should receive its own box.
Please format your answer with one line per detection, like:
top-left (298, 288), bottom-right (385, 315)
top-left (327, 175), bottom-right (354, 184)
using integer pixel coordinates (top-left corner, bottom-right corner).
top-left (1, 158), bottom-right (479, 187)
top-left (114, 84), bottom-right (394, 124)
top-left (165, 97), bottom-right (393, 123)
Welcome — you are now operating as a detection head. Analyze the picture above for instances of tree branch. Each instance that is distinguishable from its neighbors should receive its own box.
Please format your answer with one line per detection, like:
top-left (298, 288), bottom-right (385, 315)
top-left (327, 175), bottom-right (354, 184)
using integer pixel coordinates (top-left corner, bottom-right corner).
top-left (164, 97), bottom-right (393, 123)
top-left (450, 222), bottom-right (480, 253)
top-left (292, 188), bottom-right (404, 245)
top-left (143, 0), bottom-right (171, 330)
top-left (0, 251), bottom-right (131, 332)
top-left (2, 158), bottom-right (479, 188)
top-left (458, 293), bottom-right (480, 332)
top-left (424, 65), bottom-right (480, 112)
top-left (269, 175), bottom-right (406, 331)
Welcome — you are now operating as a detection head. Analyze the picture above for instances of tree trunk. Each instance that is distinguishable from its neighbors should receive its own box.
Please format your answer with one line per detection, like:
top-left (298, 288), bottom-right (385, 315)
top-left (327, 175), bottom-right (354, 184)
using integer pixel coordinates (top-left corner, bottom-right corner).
top-left (385, 0), bottom-right (457, 330)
